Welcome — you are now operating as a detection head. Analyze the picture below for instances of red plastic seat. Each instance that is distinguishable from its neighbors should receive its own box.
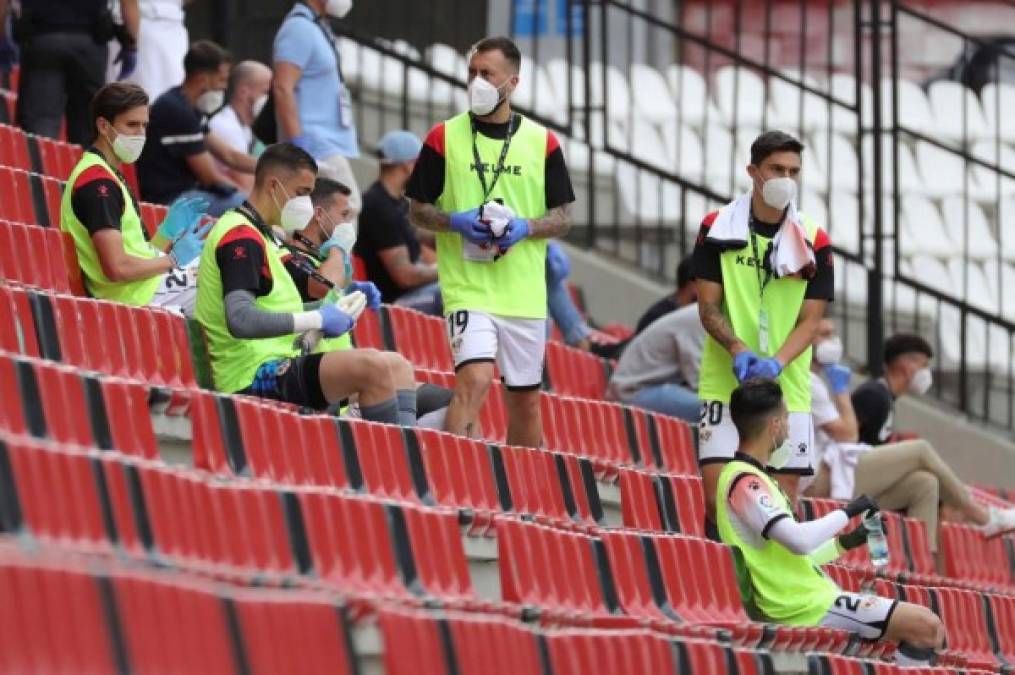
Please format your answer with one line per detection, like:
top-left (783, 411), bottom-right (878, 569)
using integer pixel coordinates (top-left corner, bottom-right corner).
top-left (545, 340), bottom-right (608, 399)
top-left (940, 522), bottom-right (1013, 590)
top-left (377, 606), bottom-right (454, 675)
top-left (344, 418), bottom-right (419, 502)
top-left (618, 468), bottom-right (705, 537)
top-left (351, 304), bottom-right (385, 349)
top-left (0, 124), bottom-right (30, 171)
top-left (500, 443), bottom-right (572, 525)
top-left (0, 220), bottom-right (80, 294)
top-left (986, 593), bottom-right (1015, 664)
top-left (545, 629), bottom-right (678, 675)
top-left (414, 427), bottom-right (502, 534)
top-left (385, 304), bottom-right (453, 372)
top-left (931, 586), bottom-right (1002, 670)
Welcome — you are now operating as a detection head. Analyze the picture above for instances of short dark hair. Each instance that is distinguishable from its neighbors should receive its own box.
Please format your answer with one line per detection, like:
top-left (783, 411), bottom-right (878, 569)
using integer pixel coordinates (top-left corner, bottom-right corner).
top-left (90, 82), bottom-right (149, 132)
top-left (470, 36), bottom-right (521, 72)
top-left (750, 130), bottom-right (804, 166)
top-left (254, 143), bottom-right (318, 186)
top-left (184, 40), bottom-right (232, 78)
top-left (884, 333), bottom-right (934, 365)
top-left (310, 177), bottom-right (352, 207)
top-left (676, 256), bottom-right (695, 289)
top-left (730, 378), bottom-right (784, 440)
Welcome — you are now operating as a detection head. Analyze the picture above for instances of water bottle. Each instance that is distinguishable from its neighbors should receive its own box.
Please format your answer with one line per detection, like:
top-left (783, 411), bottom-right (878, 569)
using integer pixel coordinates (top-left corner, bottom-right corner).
top-left (864, 511), bottom-right (890, 568)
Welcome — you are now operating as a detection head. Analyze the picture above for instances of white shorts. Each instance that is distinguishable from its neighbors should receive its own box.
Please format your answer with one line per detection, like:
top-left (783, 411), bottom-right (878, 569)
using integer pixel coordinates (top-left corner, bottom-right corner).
top-left (149, 263), bottom-right (199, 316)
top-left (818, 592), bottom-right (897, 640)
top-left (698, 400), bottom-right (814, 474)
top-left (446, 310), bottom-right (546, 390)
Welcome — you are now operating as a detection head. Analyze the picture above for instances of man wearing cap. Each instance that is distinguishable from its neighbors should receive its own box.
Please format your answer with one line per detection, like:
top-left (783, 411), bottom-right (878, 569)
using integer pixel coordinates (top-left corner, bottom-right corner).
top-left (355, 130), bottom-right (441, 315)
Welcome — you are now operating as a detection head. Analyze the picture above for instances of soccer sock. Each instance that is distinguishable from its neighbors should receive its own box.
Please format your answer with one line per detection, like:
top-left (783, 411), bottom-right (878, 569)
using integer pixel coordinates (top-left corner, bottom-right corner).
top-left (360, 397), bottom-right (399, 424)
top-left (396, 389), bottom-right (418, 427)
top-left (896, 642), bottom-right (936, 666)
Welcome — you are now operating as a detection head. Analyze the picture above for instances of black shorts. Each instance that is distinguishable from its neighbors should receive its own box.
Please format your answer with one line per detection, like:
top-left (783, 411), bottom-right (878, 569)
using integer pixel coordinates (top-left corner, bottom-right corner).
top-left (239, 353), bottom-right (328, 410)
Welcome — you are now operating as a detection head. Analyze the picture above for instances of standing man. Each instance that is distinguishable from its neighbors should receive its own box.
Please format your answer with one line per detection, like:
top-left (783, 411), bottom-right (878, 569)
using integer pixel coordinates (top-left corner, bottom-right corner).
top-left (131, 0), bottom-right (188, 100)
top-left (60, 81), bottom-right (209, 314)
top-left (407, 36), bottom-right (574, 446)
top-left (12, 0), bottom-right (139, 145)
top-left (210, 60), bottom-right (273, 192)
top-left (694, 130), bottom-right (834, 523)
top-left (272, 0), bottom-right (361, 214)
top-left (137, 40), bottom-right (256, 215)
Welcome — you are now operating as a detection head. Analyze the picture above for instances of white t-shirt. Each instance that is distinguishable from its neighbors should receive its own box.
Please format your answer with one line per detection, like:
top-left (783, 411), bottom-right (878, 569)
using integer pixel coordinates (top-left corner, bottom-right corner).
top-left (810, 371), bottom-right (840, 469)
top-left (208, 105), bottom-right (252, 155)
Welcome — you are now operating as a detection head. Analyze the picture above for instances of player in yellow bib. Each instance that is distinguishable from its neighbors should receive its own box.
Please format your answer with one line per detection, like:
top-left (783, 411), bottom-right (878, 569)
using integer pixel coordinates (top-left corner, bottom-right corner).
top-left (406, 36), bottom-right (575, 447)
top-left (694, 131), bottom-right (834, 523)
top-left (719, 379), bottom-right (944, 667)
top-left (61, 82), bottom-right (212, 314)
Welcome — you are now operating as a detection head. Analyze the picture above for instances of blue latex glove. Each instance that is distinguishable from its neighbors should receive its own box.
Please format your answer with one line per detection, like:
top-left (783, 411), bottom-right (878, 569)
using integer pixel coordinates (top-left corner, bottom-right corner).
top-left (746, 357), bottom-right (783, 381)
top-left (824, 363), bottom-right (852, 395)
top-left (495, 217), bottom-right (530, 253)
top-left (290, 134), bottom-right (314, 153)
top-left (449, 208), bottom-right (490, 245)
top-left (545, 241), bottom-right (570, 285)
top-left (732, 351), bottom-right (759, 382)
top-left (157, 196), bottom-right (209, 242)
top-left (345, 280), bottom-right (381, 310)
top-left (168, 219), bottom-right (213, 268)
top-left (115, 46), bottom-right (138, 80)
top-left (318, 303), bottom-right (354, 337)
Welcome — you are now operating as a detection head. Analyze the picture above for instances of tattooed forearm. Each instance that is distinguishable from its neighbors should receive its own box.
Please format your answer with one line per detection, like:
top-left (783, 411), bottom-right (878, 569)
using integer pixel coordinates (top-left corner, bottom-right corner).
top-left (527, 203), bottom-right (572, 239)
top-left (409, 200), bottom-right (451, 232)
top-left (699, 300), bottom-right (748, 356)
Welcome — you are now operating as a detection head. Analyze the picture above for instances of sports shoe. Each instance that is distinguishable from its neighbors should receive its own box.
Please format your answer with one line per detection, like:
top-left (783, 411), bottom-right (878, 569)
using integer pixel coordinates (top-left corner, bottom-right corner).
top-left (980, 506), bottom-right (1015, 538)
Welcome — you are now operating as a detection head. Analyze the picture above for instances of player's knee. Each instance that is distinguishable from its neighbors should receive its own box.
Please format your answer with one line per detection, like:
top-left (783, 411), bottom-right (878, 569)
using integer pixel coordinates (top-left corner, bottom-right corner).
top-left (382, 351), bottom-right (415, 386)
top-left (900, 605), bottom-right (943, 648)
top-left (358, 349), bottom-right (395, 388)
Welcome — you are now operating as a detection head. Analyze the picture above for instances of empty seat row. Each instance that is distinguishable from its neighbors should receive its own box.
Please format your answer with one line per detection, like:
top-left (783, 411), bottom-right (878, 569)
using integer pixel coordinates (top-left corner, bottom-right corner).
top-left (190, 390), bottom-right (605, 535)
top-left (0, 285), bottom-right (197, 393)
top-left (0, 541), bottom-right (358, 675)
top-left (0, 219), bottom-right (84, 295)
top-left (0, 122), bottom-right (81, 180)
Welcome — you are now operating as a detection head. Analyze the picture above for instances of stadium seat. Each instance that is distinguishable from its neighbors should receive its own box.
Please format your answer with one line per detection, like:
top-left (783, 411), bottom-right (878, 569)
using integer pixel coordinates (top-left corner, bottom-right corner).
top-left (768, 70), bottom-right (832, 134)
top-left (879, 78), bottom-right (936, 137)
top-left (383, 305), bottom-right (453, 372)
top-left (544, 629), bottom-right (679, 675)
top-left (618, 468), bottom-right (706, 537)
top-left (981, 83), bottom-right (1015, 144)
top-left (713, 66), bottom-right (767, 131)
top-left (0, 123), bottom-right (30, 171)
top-left (544, 340), bottom-right (609, 399)
top-left (350, 301), bottom-right (385, 349)
top-left (939, 522), bottom-right (1014, 591)
top-left (899, 197), bottom-right (955, 259)
top-left (986, 593), bottom-right (1015, 665)
top-left (861, 134), bottom-right (925, 197)
top-left (940, 196), bottom-right (998, 262)
top-left (0, 219), bottom-right (84, 294)
top-left (630, 63), bottom-right (677, 125)
top-left (514, 56), bottom-right (567, 126)
top-left (929, 585), bottom-right (1001, 670)
top-left (928, 81), bottom-right (990, 145)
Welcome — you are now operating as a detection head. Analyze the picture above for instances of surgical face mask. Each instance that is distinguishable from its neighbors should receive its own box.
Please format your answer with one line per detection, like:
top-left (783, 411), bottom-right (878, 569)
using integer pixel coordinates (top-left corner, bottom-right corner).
top-left (104, 124), bottom-right (146, 164)
top-left (815, 336), bottom-right (843, 366)
top-left (768, 424), bottom-right (793, 470)
top-left (196, 88), bottom-right (225, 115)
top-left (468, 76), bottom-right (508, 116)
top-left (272, 182), bottom-right (315, 232)
top-left (252, 93), bottom-right (268, 119)
top-left (908, 366), bottom-right (933, 396)
top-left (325, 0), bottom-right (353, 18)
top-left (760, 176), bottom-right (797, 210)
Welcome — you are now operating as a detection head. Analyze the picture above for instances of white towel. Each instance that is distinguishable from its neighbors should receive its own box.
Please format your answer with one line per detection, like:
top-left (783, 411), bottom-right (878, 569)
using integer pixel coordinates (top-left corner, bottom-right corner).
top-left (705, 192), bottom-right (816, 278)
top-left (824, 442), bottom-right (873, 500)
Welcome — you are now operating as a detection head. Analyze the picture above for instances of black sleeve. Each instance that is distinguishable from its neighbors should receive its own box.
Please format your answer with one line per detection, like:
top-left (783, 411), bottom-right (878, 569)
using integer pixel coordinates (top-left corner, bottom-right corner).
top-left (405, 144), bottom-right (445, 205)
top-left (216, 236), bottom-right (269, 296)
top-left (71, 178), bottom-right (126, 235)
top-left (545, 145), bottom-right (575, 210)
top-left (691, 217), bottom-right (723, 284)
top-left (156, 100), bottom-right (207, 159)
top-left (282, 254), bottom-right (313, 302)
top-left (805, 231), bottom-right (835, 301)
top-left (851, 383), bottom-right (891, 446)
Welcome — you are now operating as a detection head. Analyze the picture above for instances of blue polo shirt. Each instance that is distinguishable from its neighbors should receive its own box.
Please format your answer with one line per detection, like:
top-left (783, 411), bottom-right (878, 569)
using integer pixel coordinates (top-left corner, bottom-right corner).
top-left (272, 3), bottom-right (359, 159)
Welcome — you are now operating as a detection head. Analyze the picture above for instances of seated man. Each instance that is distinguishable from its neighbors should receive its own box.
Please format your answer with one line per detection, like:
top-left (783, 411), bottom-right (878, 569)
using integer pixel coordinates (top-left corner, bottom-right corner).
top-left (606, 295), bottom-right (704, 423)
top-left (851, 334), bottom-right (931, 446)
top-left (209, 60), bottom-right (272, 193)
top-left (356, 130), bottom-right (441, 315)
top-left (194, 143), bottom-right (417, 425)
top-left (61, 82), bottom-right (210, 315)
top-left (137, 40), bottom-right (256, 215)
top-left (806, 320), bottom-right (1015, 569)
top-left (718, 378), bottom-right (944, 666)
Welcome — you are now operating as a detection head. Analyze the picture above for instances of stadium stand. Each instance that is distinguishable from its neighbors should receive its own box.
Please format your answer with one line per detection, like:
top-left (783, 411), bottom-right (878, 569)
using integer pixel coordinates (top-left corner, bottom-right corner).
top-left (2, 1), bottom-right (1015, 672)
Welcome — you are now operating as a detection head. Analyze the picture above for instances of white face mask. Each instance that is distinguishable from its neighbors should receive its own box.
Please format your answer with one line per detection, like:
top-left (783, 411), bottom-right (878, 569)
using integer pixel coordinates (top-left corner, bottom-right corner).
top-left (815, 336), bottom-right (843, 366)
top-left (908, 367), bottom-right (933, 396)
top-left (273, 182), bottom-right (315, 232)
top-left (105, 125), bottom-right (146, 164)
top-left (325, 0), bottom-right (353, 18)
top-left (468, 76), bottom-right (508, 116)
top-left (196, 89), bottom-right (225, 115)
top-left (760, 176), bottom-right (797, 210)
top-left (252, 93), bottom-right (268, 119)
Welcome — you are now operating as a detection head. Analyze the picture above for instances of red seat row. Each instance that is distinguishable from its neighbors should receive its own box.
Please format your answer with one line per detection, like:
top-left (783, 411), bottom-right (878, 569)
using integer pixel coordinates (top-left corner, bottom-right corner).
top-left (618, 466), bottom-right (706, 537)
top-left (939, 521), bottom-right (1015, 592)
top-left (0, 166), bottom-right (61, 227)
top-left (545, 339), bottom-right (610, 399)
top-left (0, 219), bottom-right (84, 295)
top-left (0, 122), bottom-right (81, 180)
top-left (190, 390), bottom-right (605, 535)
top-left (0, 542), bottom-right (358, 675)
top-left (0, 285), bottom-right (197, 392)
top-left (809, 654), bottom-right (996, 675)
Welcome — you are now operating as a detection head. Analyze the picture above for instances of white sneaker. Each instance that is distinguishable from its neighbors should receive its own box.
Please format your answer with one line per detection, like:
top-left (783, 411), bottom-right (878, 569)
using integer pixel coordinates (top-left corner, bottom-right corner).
top-left (980, 506), bottom-right (1015, 538)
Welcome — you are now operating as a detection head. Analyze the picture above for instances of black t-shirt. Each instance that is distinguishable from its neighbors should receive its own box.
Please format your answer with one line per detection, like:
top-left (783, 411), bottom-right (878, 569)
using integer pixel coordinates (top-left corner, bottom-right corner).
top-left (635, 296), bottom-right (680, 334)
top-left (137, 86), bottom-right (207, 205)
top-left (852, 379), bottom-right (895, 445)
top-left (354, 180), bottom-right (421, 303)
top-left (405, 114), bottom-right (575, 210)
top-left (69, 149), bottom-right (143, 237)
top-left (691, 209), bottom-right (835, 301)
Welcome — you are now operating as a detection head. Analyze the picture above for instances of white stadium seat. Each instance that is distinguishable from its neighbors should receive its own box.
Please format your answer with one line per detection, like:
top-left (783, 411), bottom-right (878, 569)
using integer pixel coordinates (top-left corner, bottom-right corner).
top-left (768, 70), bottom-right (832, 135)
top-left (630, 64), bottom-right (677, 124)
top-left (900, 196), bottom-right (955, 258)
top-left (514, 57), bottom-right (567, 126)
top-left (947, 257), bottom-right (999, 314)
top-left (666, 64), bottom-right (722, 129)
top-left (969, 141), bottom-right (1015, 200)
top-left (939, 196), bottom-right (997, 261)
top-left (928, 80), bottom-right (990, 145)
top-left (861, 134), bottom-right (925, 197)
top-left (828, 73), bottom-right (870, 135)
top-left (627, 120), bottom-right (671, 171)
top-left (809, 132), bottom-right (859, 193)
top-left (714, 66), bottom-right (767, 131)
top-left (661, 123), bottom-right (705, 182)
top-left (880, 78), bottom-right (936, 137)
top-left (915, 141), bottom-right (992, 202)
top-left (981, 83), bottom-right (1015, 144)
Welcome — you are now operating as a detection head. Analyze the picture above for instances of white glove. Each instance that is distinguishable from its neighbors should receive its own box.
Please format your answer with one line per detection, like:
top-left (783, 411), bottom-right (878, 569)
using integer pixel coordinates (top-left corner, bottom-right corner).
top-left (337, 290), bottom-right (367, 322)
top-left (320, 221), bottom-right (358, 257)
top-left (480, 201), bottom-right (515, 238)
